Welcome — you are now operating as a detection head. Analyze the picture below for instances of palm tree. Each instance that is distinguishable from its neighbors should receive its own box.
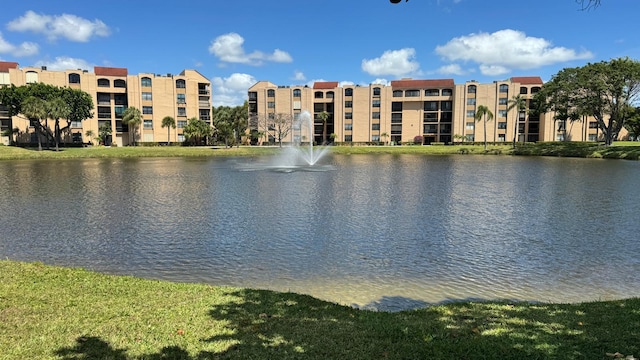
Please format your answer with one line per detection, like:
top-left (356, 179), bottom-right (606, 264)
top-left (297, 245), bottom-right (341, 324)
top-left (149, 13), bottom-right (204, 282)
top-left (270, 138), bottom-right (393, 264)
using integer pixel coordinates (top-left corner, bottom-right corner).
top-left (318, 111), bottom-right (330, 144)
top-left (122, 107), bottom-right (142, 146)
top-left (507, 95), bottom-right (527, 148)
top-left (381, 132), bottom-right (389, 145)
top-left (161, 116), bottom-right (176, 145)
top-left (46, 97), bottom-right (71, 151)
top-left (85, 130), bottom-right (94, 146)
top-left (21, 96), bottom-right (48, 151)
top-left (474, 105), bottom-right (494, 150)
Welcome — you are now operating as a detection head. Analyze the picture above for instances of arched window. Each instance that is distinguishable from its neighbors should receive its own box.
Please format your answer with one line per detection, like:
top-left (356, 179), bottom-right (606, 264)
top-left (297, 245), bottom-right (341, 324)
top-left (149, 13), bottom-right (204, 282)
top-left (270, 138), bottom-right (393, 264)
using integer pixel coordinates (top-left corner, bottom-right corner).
top-left (425, 89), bottom-right (439, 96)
top-left (344, 88), bottom-right (353, 96)
top-left (97, 78), bottom-right (110, 87)
top-left (392, 90), bottom-right (403, 97)
top-left (442, 88), bottom-right (453, 96)
top-left (326, 91), bottom-right (334, 98)
top-left (175, 79), bottom-right (186, 89)
top-left (373, 87), bottom-right (381, 96)
top-left (68, 73), bottom-right (81, 84)
top-left (25, 71), bottom-right (38, 84)
top-left (267, 89), bottom-right (275, 97)
top-left (141, 77), bottom-right (152, 87)
top-left (114, 79), bottom-right (126, 88)
top-left (293, 89), bottom-right (301, 97)
top-left (314, 91), bottom-right (323, 99)
top-left (467, 85), bottom-right (476, 94)
top-left (531, 86), bottom-right (541, 94)
top-left (499, 84), bottom-right (509, 93)
top-left (520, 87), bottom-right (528, 94)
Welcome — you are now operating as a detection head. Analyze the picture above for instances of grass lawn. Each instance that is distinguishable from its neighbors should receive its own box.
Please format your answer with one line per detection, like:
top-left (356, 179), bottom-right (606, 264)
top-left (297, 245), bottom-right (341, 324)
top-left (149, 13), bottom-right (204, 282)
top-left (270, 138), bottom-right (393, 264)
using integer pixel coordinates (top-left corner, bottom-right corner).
top-left (1, 260), bottom-right (639, 359)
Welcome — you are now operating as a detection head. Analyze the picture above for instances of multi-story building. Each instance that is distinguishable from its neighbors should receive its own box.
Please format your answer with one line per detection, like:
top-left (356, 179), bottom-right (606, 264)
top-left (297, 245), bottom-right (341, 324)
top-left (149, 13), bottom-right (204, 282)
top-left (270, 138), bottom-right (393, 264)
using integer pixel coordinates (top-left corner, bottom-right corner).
top-left (248, 76), bottom-right (611, 145)
top-left (0, 61), bottom-right (211, 146)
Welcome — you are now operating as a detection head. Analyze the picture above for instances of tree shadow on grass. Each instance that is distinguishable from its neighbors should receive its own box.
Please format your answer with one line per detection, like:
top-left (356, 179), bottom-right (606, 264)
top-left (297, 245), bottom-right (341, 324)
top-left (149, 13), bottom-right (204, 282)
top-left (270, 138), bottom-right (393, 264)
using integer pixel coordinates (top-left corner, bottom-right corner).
top-left (54, 290), bottom-right (640, 359)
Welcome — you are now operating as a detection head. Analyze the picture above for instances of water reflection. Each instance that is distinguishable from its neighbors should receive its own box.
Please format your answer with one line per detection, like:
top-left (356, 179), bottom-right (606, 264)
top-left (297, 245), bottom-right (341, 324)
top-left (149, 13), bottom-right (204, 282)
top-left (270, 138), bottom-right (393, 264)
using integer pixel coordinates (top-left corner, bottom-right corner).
top-left (1, 155), bottom-right (639, 311)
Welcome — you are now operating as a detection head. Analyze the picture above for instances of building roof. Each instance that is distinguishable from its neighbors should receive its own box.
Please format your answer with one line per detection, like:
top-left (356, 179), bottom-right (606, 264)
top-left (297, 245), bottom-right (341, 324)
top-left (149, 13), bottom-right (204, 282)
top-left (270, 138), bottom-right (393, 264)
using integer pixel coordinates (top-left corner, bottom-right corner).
top-left (94, 66), bottom-right (128, 77)
top-left (313, 81), bottom-right (339, 89)
top-left (0, 61), bottom-right (19, 72)
top-left (510, 76), bottom-right (543, 85)
top-left (390, 79), bottom-right (455, 89)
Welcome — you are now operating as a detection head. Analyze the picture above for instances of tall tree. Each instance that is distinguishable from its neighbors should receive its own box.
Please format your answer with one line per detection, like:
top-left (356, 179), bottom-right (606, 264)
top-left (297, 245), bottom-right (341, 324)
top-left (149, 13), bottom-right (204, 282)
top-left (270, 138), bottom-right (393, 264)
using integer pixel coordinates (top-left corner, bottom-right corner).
top-left (539, 57), bottom-right (640, 146)
top-left (161, 116), bottom-right (176, 145)
top-left (623, 106), bottom-right (640, 140)
top-left (98, 122), bottom-right (112, 146)
top-left (212, 106), bottom-right (234, 148)
top-left (183, 117), bottom-right (212, 146)
top-left (122, 106), bottom-right (142, 146)
top-left (46, 97), bottom-right (71, 151)
top-left (20, 96), bottom-right (48, 151)
top-left (318, 111), bottom-right (330, 144)
top-left (507, 94), bottom-right (527, 148)
top-left (474, 105), bottom-right (494, 150)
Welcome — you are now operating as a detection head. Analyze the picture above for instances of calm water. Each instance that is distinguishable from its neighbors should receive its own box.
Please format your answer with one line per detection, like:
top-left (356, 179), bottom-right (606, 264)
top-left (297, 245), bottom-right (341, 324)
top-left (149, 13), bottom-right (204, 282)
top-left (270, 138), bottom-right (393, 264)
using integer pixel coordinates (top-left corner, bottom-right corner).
top-left (1, 153), bottom-right (639, 311)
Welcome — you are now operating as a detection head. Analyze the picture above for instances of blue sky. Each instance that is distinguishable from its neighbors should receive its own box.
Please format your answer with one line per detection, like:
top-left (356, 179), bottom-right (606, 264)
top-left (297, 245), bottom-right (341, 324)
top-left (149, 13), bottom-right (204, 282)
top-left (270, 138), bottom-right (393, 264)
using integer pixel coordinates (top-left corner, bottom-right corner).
top-left (0, 0), bottom-right (638, 106)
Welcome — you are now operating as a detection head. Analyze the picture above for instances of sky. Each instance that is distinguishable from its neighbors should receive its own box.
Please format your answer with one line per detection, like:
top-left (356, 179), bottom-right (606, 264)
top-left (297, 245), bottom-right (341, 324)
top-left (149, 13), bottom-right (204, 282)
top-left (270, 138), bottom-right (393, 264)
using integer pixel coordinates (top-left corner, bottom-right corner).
top-left (0, 0), bottom-right (638, 107)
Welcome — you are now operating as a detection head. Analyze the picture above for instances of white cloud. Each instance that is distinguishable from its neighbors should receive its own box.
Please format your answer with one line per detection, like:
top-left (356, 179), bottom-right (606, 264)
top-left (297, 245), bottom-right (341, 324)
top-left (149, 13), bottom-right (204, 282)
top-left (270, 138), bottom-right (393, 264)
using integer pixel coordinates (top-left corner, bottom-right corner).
top-left (435, 29), bottom-right (593, 75)
top-left (292, 70), bottom-right (306, 81)
top-left (371, 78), bottom-right (390, 86)
top-left (339, 81), bottom-right (354, 87)
top-left (437, 64), bottom-right (466, 76)
top-left (0, 32), bottom-right (38, 56)
top-left (362, 48), bottom-right (420, 77)
top-left (306, 78), bottom-right (327, 88)
top-left (209, 33), bottom-right (293, 66)
top-left (34, 56), bottom-right (94, 71)
top-left (211, 73), bottom-right (256, 107)
top-left (7, 10), bottom-right (110, 42)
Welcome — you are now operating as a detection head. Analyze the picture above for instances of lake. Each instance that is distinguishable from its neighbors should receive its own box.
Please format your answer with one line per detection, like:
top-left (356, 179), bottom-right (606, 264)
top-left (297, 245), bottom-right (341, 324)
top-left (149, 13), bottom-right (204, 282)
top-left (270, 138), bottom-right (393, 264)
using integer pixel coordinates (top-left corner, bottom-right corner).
top-left (1, 153), bottom-right (639, 311)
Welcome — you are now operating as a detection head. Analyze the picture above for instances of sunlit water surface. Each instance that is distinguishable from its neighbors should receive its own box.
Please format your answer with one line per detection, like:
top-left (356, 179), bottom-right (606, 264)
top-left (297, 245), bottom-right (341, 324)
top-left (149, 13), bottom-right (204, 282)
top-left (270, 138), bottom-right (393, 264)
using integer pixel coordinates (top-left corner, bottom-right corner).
top-left (1, 154), bottom-right (639, 311)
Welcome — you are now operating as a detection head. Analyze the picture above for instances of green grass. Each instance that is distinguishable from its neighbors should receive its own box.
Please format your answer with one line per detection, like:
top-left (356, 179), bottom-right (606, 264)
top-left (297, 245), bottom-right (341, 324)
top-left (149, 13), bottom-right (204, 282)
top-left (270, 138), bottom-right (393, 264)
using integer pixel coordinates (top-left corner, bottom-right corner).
top-left (1, 260), bottom-right (639, 359)
top-left (513, 141), bottom-right (640, 160)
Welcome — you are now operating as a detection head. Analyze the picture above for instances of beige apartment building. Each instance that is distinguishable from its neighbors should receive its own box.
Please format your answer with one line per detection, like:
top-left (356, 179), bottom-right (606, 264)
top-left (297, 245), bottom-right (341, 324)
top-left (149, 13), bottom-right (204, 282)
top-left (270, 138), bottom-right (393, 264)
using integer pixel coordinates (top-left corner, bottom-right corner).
top-left (0, 61), bottom-right (211, 146)
top-left (248, 76), bottom-right (609, 145)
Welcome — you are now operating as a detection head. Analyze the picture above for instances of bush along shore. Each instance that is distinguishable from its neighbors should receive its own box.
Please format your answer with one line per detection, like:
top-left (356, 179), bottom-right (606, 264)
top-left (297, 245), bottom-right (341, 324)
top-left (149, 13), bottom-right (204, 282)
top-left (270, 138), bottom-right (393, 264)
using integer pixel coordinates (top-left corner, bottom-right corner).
top-left (1, 260), bottom-right (639, 359)
top-left (1, 141), bottom-right (640, 160)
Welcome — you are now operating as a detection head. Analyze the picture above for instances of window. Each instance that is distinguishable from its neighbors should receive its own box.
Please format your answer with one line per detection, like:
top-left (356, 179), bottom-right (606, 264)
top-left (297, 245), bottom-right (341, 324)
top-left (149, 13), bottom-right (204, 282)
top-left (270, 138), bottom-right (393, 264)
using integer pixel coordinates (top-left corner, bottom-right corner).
top-left (177, 94), bottom-right (186, 104)
top-left (391, 124), bottom-right (402, 134)
top-left (177, 120), bottom-right (187, 128)
top-left (440, 123), bottom-right (451, 133)
top-left (425, 89), bottom-right (439, 96)
top-left (248, 92), bottom-right (257, 101)
top-left (141, 77), bottom-right (152, 87)
top-left (345, 101), bottom-right (352, 108)
top-left (589, 121), bottom-right (598, 129)
top-left (26, 71), bottom-right (38, 84)
top-left (114, 79), bottom-right (126, 88)
top-left (178, 108), bottom-right (186, 117)
top-left (588, 134), bottom-right (598, 141)
top-left (345, 123), bottom-right (352, 130)
top-left (114, 94), bottom-right (126, 105)
top-left (391, 102), bottom-right (402, 112)
top-left (424, 101), bottom-right (438, 111)
top-left (326, 91), bottom-right (334, 98)
top-left (72, 133), bottom-right (82, 143)
top-left (391, 113), bottom-right (402, 123)
top-left (115, 106), bottom-right (124, 118)
top-left (466, 98), bottom-right (476, 105)
top-left (71, 121), bottom-right (82, 128)
top-left (144, 120), bottom-right (153, 129)
top-left (97, 78), bottom-right (110, 87)
top-left (498, 134), bottom-right (506, 142)
top-left (467, 110), bottom-right (475, 118)
top-left (371, 135), bottom-right (379, 142)
top-left (531, 87), bottom-right (541, 94)
top-left (142, 92), bottom-right (152, 101)
top-left (499, 97), bottom-right (508, 105)
top-left (142, 106), bottom-right (153, 115)
top-left (313, 103), bottom-right (324, 112)
top-left (424, 113), bottom-right (438, 122)
top-left (441, 112), bottom-right (452, 122)
top-left (467, 85), bottom-right (476, 94)
top-left (97, 93), bottom-right (110, 105)
top-left (441, 101), bottom-right (452, 111)
top-left (466, 122), bottom-right (474, 130)
top-left (267, 101), bottom-right (275, 108)
top-left (498, 122), bottom-right (507, 129)
top-left (520, 87), bottom-right (528, 94)
top-left (499, 110), bottom-right (507, 117)
top-left (98, 106), bottom-right (111, 119)
top-left (345, 135), bottom-right (352, 142)
top-left (315, 91), bottom-right (323, 99)
top-left (178, 134), bottom-right (185, 142)
top-left (372, 123), bottom-right (380, 130)
top-left (405, 89), bottom-right (420, 97)
top-left (344, 88), bottom-right (353, 96)
top-left (393, 90), bottom-right (403, 97)
top-left (499, 84), bottom-right (509, 93)
top-left (372, 99), bottom-right (380, 108)
top-left (442, 89), bottom-right (452, 96)
top-left (424, 124), bottom-right (438, 134)
top-left (373, 87), bottom-right (381, 96)
top-left (69, 73), bottom-right (80, 84)
top-left (267, 89), bottom-right (275, 97)
top-left (293, 89), bottom-right (301, 97)
top-left (176, 79), bottom-right (186, 88)
top-left (345, 112), bottom-right (352, 119)
top-left (372, 112), bottom-right (380, 119)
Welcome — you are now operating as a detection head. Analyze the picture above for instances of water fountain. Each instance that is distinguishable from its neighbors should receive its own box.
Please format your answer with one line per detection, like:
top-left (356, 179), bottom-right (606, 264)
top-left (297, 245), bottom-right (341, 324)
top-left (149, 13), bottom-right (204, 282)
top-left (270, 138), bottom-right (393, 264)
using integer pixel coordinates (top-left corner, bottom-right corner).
top-left (237, 110), bottom-right (333, 172)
